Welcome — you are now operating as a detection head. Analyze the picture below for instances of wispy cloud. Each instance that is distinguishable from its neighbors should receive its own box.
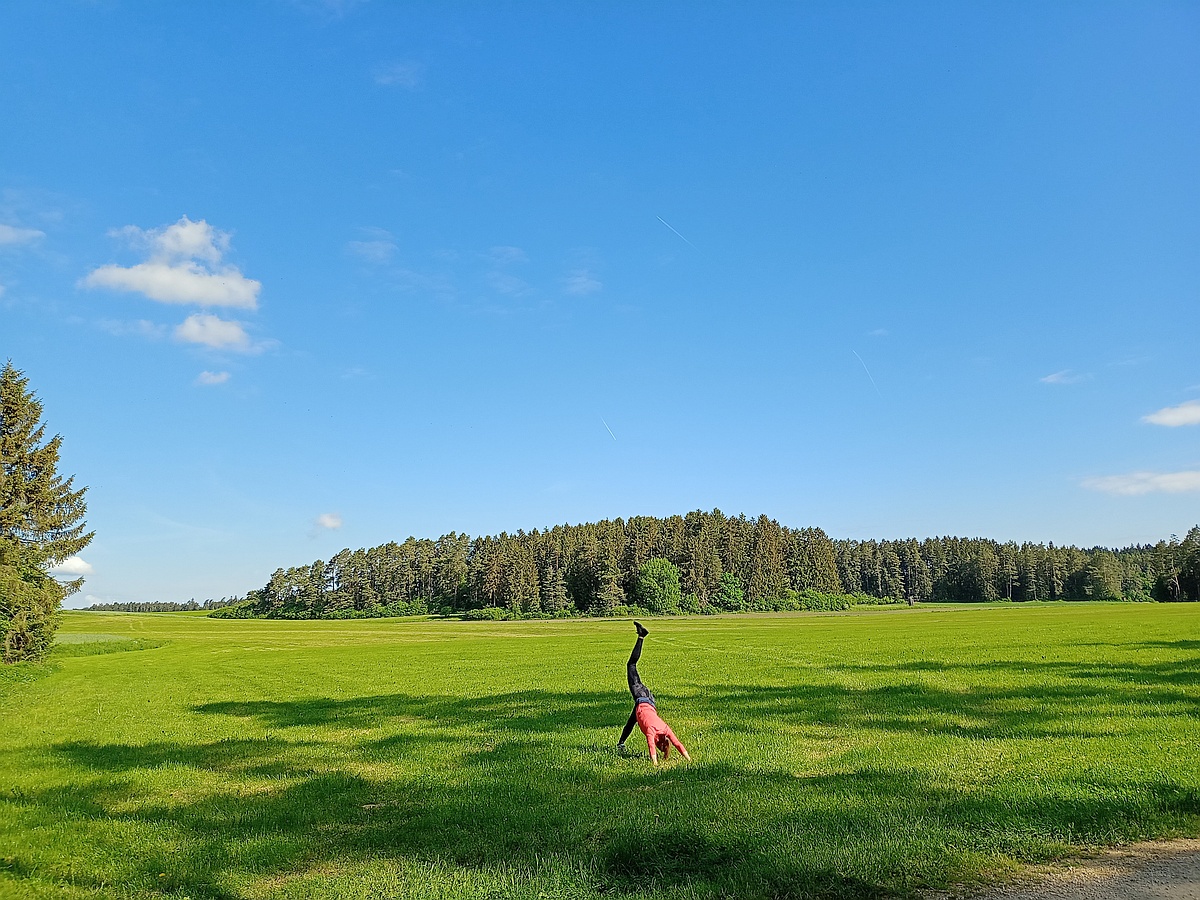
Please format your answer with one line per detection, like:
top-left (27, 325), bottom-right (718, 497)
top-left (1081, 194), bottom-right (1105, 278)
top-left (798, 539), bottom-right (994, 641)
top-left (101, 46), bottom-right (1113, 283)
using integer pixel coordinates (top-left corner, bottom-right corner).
top-left (175, 314), bottom-right (254, 351)
top-left (50, 556), bottom-right (93, 576)
top-left (96, 318), bottom-right (166, 340)
top-left (289, 0), bottom-right (367, 20)
top-left (374, 61), bottom-right (423, 89)
top-left (488, 246), bottom-right (527, 265)
top-left (391, 266), bottom-right (456, 298)
top-left (488, 271), bottom-right (530, 296)
top-left (483, 245), bottom-right (531, 296)
top-left (1040, 370), bottom-right (1088, 385)
top-left (315, 512), bottom-right (343, 530)
top-left (83, 216), bottom-right (260, 309)
top-left (1143, 400), bottom-right (1200, 427)
top-left (348, 240), bottom-right (396, 264)
top-left (564, 268), bottom-right (602, 295)
top-left (868, 328), bottom-right (888, 337)
top-left (1082, 470), bottom-right (1200, 495)
top-left (0, 223), bottom-right (45, 246)
top-left (196, 370), bottom-right (231, 386)
top-left (348, 227), bottom-right (397, 264)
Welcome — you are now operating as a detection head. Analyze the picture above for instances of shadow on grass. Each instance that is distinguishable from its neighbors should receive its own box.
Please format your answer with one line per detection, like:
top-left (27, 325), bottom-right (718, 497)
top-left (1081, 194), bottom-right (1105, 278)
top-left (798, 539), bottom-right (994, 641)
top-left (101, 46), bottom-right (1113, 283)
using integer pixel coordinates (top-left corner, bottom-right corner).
top-left (11, 654), bottom-right (1200, 900)
top-left (1138, 639), bottom-right (1200, 652)
top-left (18, 739), bottom-right (1200, 900)
top-left (196, 689), bottom-right (627, 733)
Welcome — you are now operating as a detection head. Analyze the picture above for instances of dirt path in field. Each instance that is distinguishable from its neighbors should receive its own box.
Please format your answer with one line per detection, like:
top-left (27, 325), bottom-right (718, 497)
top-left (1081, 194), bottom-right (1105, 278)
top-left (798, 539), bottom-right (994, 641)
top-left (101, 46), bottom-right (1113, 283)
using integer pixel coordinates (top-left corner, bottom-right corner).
top-left (929, 840), bottom-right (1200, 900)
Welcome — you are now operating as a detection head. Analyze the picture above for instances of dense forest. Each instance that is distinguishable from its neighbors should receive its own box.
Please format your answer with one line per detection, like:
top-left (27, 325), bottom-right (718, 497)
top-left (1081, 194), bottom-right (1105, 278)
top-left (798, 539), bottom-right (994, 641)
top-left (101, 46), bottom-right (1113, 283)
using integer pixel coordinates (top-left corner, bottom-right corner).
top-left (209, 511), bottom-right (1200, 621)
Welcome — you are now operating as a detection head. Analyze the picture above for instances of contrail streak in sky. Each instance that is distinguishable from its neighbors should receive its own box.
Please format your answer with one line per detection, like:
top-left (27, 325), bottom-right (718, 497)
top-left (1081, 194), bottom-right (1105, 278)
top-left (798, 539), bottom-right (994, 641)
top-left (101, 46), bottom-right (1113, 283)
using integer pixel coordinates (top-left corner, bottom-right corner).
top-left (852, 350), bottom-right (883, 399)
top-left (656, 215), bottom-right (697, 249)
top-left (601, 418), bottom-right (617, 441)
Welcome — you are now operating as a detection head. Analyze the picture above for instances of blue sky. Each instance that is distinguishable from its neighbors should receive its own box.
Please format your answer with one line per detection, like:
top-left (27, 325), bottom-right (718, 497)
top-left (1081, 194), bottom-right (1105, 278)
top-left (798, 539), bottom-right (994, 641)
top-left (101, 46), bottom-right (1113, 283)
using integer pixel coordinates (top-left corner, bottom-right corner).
top-left (2, 2), bottom-right (1197, 606)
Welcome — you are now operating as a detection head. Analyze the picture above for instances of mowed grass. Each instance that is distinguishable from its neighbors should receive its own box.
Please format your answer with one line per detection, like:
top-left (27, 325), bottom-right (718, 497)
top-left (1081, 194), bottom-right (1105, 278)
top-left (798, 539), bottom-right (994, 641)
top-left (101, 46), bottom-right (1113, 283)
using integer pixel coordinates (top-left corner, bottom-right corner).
top-left (1, 604), bottom-right (1197, 900)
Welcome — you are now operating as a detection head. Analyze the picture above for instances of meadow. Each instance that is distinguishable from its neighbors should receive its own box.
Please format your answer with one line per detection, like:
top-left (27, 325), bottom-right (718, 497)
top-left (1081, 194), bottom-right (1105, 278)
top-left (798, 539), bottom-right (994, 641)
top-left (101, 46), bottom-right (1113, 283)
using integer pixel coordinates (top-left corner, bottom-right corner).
top-left (1, 603), bottom-right (1197, 900)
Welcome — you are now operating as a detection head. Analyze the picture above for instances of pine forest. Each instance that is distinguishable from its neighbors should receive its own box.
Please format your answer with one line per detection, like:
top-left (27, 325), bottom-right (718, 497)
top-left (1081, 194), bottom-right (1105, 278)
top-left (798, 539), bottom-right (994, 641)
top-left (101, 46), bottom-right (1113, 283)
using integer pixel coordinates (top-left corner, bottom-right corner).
top-left (209, 511), bottom-right (1200, 620)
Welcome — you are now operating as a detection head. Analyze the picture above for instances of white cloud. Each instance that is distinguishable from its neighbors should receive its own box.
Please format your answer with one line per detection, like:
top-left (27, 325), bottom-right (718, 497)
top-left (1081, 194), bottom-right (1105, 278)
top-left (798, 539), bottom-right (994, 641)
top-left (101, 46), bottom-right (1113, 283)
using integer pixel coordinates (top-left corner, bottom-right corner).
top-left (196, 370), bottom-right (231, 386)
top-left (374, 61), bottom-right (423, 89)
top-left (0, 223), bottom-right (45, 246)
top-left (83, 216), bottom-right (260, 309)
top-left (1040, 370), bottom-right (1087, 385)
top-left (51, 556), bottom-right (94, 576)
top-left (121, 216), bottom-right (228, 262)
top-left (868, 328), bottom-right (888, 337)
top-left (1082, 471), bottom-right (1200, 495)
top-left (564, 268), bottom-right (602, 295)
top-left (315, 512), bottom-right (343, 530)
top-left (1143, 400), bottom-right (1200, 427)
top-left (85, 261), bottom-right (260, 308)
top-left (175, 314), bottom-right (252, 351)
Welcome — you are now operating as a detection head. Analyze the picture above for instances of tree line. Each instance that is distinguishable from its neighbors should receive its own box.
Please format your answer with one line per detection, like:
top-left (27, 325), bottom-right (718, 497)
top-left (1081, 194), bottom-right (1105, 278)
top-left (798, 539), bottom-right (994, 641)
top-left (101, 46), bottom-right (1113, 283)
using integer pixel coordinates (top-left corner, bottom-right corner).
top-left (212, 512), bottom-right (1200, 620)
top-left (85, 598), bottom-right (241, 613)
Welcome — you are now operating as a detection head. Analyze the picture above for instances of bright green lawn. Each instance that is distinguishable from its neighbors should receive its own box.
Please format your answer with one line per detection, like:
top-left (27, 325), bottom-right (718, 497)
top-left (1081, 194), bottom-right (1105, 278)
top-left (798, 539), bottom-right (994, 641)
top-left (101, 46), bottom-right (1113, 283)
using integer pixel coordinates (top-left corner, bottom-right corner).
top-left (1, 604), bottom-right (1197, 900)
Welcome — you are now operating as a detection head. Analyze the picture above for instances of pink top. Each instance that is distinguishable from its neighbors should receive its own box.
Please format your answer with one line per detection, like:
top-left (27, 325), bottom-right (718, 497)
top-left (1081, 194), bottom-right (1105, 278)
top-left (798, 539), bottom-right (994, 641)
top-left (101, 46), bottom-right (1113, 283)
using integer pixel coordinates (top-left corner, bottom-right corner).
top-left (634, 703), bottom-right (690, 764)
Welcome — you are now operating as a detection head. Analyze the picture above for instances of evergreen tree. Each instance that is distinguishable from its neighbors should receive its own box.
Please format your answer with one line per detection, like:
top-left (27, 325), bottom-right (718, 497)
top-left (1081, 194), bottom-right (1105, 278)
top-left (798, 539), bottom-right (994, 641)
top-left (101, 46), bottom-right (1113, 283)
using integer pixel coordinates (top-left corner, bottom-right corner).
top-left (1020, 544), bottom-right (1045, 601)
top-left (591, 570), bottom-right (625, 617)
top-left (880, 543), bottom-right (905, 599)
top-left (999, 542), bottom-right (1019, 600)
top-left (539, 562), bottom-right (570, 614)
top-left (1178, 526), bottom-right (1200, 602)
top-left (899, 540), bottom-right (931, 601)
top-left (746, 515), bottom-right (787, 606)
top-left (502, 537), bottom-right (540, 615)
top-left (791, 527), bottom-right (842, 594)
top-left (1083, 550), bottom-right (1123, 599)
top-left (1, 362), bottom-right (93, 662)
top-left (836, 541), bottom-right (864, 593)
top-left (434, 532), bottom-right (469, 607)
top-left (680, 510), bottom-right (723, 601)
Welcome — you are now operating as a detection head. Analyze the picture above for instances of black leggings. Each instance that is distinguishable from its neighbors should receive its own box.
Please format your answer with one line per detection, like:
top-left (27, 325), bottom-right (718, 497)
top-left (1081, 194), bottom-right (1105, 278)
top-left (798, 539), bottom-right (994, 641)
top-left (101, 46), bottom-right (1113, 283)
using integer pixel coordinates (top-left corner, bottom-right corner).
top-left (619, 636), bottom-right (653, 745)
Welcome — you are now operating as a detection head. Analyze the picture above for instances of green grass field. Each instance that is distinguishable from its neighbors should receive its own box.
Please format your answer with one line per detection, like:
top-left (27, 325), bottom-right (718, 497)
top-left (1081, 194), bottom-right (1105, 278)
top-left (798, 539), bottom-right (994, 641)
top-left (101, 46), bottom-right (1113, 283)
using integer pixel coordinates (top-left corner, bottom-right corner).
top-left (1, 604), bottom-right (1197, 900)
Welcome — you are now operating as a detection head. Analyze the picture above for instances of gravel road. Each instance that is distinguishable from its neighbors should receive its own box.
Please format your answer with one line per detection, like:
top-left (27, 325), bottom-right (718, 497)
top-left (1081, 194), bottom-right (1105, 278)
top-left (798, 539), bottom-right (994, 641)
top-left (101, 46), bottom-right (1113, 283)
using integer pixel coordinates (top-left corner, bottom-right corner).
top-left (930, 840), bottom-right (1200, 900)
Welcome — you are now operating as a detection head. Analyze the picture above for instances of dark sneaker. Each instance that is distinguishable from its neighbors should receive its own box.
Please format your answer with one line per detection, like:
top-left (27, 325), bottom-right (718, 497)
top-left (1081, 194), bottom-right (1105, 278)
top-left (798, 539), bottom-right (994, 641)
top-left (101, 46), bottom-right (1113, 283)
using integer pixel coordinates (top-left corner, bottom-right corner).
top-left (634, 621), bottom-right (649, 637)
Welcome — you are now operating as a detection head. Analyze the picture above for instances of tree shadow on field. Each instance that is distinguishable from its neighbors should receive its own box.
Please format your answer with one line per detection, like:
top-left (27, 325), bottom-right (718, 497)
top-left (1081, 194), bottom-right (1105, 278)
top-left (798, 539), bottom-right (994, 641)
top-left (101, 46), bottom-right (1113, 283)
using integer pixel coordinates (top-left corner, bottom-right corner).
top-left (195, 688), bottom-right (627, 735)
top-left (700, 655), bottom-right (1197, 742)
top-left (1137, 639), bottom-right (1200, 652)
top-left (11, 655), bottom-right (1200, 900)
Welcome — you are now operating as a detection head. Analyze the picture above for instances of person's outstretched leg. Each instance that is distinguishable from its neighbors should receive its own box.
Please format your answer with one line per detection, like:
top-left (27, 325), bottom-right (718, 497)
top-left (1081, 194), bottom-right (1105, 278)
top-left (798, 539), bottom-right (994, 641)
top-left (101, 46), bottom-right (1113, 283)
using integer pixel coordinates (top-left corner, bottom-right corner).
top-left (619, 621), bottom-right (652, 749)
top-left (627, 621), bottom-right (650, 700)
